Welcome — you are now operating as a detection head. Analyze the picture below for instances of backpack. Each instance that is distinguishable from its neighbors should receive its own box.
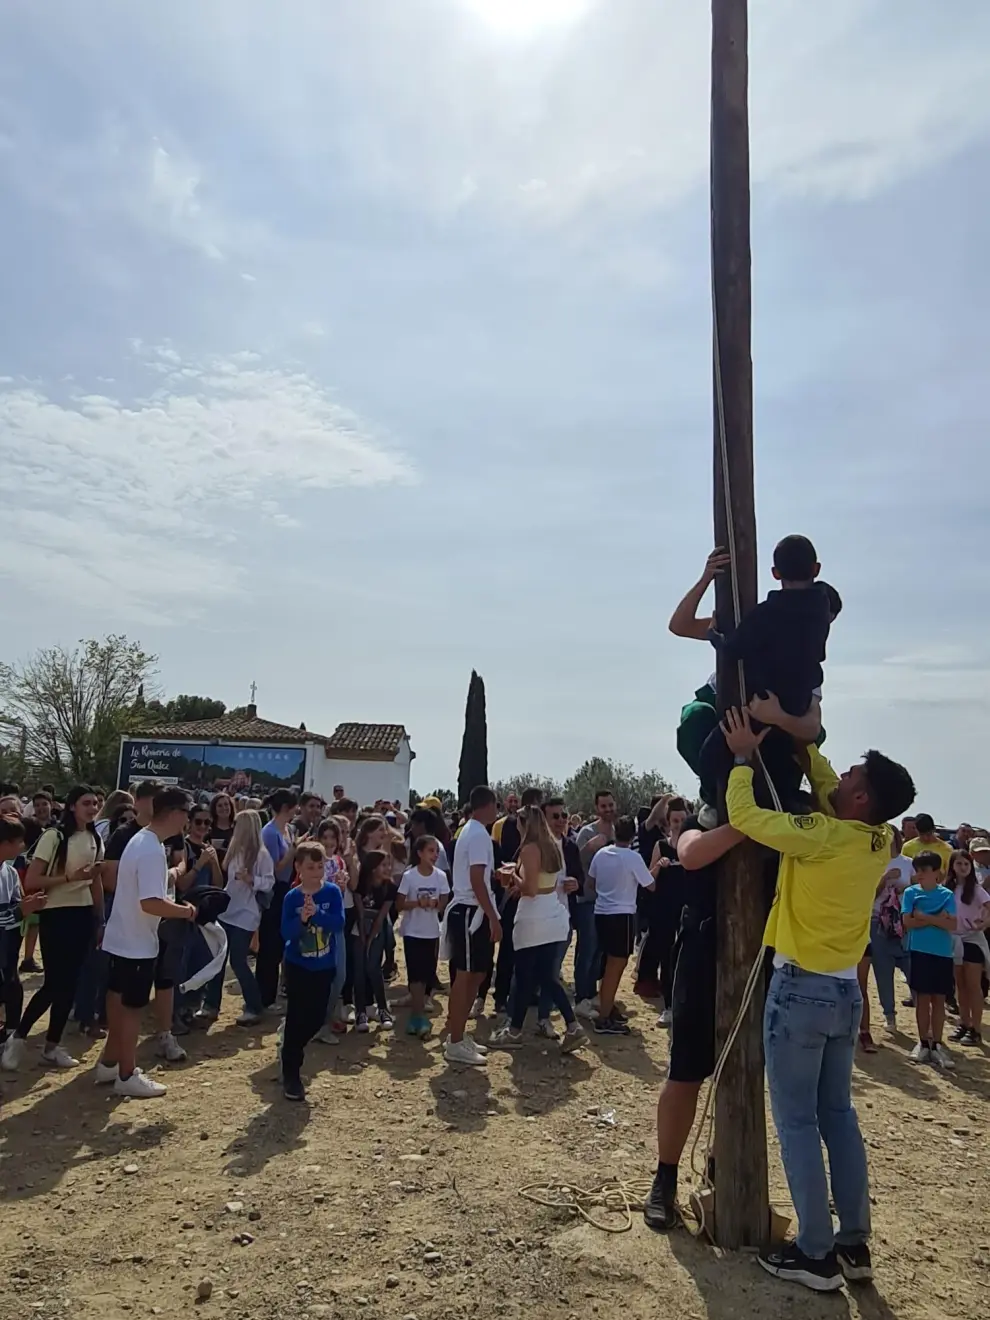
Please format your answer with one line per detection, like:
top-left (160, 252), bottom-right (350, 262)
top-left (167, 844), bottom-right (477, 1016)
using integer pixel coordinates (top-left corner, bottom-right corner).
top-left (25, 825), bottom-right (67, 876)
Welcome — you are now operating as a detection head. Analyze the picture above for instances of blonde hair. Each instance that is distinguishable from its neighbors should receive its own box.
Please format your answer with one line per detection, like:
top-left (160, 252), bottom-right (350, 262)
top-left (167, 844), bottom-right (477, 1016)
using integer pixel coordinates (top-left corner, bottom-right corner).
top-left (519, 805), bottom-right (563, 875)
top-left (98, 789), bottom-right (134, 821)
top-left (228, 809), bottom-right (263, 873)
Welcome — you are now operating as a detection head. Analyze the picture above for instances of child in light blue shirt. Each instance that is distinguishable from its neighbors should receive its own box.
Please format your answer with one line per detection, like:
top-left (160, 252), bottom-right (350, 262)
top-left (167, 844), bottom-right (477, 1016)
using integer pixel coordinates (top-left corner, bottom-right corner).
top-left (902, 852), bottom-right (957, 1069)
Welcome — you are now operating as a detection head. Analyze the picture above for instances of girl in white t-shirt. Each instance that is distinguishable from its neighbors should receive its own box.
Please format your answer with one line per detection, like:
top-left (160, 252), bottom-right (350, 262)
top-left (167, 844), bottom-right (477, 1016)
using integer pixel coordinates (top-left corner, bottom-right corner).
top-left (396, 836), bottom-right (450, 1038)
top-left (208, 811), bottom-right (275, 1025)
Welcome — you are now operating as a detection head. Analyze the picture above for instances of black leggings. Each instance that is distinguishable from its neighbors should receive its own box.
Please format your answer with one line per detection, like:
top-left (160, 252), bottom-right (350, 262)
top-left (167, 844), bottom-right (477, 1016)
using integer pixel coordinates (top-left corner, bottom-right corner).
top-left (0, 927), bottom-right (24, 1035)
top-left (19, 906), bottom-right (95, 1045)
top-left (637, 889), bottom-right (681, 1008)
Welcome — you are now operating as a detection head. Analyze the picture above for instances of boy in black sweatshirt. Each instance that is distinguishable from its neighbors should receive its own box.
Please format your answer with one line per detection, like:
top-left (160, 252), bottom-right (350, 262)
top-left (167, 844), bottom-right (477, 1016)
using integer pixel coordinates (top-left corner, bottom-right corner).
top-left (698, 534), bottom-right (835, 813)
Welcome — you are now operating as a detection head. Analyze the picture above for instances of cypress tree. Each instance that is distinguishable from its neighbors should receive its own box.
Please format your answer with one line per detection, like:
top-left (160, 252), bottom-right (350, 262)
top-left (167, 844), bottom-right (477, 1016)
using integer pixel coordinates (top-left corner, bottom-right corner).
top-left (457, 669), bottom-right (489, 805)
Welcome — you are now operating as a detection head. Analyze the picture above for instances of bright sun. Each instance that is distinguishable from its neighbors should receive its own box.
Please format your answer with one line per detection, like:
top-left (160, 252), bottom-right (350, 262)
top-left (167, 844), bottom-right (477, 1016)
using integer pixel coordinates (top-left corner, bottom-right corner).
top-left (460, 0), bottom-right (590, 39)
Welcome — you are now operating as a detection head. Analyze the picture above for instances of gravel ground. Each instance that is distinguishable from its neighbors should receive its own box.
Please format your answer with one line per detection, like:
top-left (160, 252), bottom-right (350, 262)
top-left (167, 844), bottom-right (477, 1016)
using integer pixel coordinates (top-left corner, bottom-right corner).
top-left (1, 957), bottom-right (988, 1320)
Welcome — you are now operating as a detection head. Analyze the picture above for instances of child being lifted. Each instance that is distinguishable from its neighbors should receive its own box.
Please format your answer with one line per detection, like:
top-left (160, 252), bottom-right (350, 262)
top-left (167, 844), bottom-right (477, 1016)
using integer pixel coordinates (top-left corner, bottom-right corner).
top-left (675, 534), bottom-right (840, 815)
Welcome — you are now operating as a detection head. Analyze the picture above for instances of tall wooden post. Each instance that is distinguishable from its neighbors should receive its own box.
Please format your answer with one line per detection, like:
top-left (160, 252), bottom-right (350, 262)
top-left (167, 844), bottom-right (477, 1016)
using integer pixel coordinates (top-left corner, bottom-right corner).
top-left (710, 0), bottom-right (770, 1250)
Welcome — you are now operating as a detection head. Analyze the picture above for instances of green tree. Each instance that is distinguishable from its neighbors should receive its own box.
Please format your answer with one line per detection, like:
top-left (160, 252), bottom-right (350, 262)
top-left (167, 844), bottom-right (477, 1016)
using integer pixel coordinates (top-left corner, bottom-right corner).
top-left (564, 757), bottom-right (678, 818)
top-left (457, 670), bottom-right (488, 805)
top-left (491, 773), bottom-right (565, 804)
top-left (144, 694), bottom-right (227, 724)
top-left (0, 635), bottom-right (158, 790)
top-left (409, 787), bottom-right (457, 812)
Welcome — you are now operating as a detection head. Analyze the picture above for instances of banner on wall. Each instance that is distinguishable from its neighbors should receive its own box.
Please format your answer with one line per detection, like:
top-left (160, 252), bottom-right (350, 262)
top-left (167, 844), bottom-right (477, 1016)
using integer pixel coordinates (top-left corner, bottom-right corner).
top-left (117, 741), bottom-right (306, 793)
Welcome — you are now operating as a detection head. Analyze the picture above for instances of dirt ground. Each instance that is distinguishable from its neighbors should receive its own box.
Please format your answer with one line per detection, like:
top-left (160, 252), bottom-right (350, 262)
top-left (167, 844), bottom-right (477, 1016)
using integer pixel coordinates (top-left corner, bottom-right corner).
top-left (1, 954), bottom-right (988, 1320)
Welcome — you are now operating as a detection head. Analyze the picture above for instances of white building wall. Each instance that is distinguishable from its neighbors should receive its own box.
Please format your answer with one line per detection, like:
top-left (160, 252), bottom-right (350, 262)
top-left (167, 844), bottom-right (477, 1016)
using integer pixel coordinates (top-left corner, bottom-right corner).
top-left (310, 740), bottom-right (412, 806)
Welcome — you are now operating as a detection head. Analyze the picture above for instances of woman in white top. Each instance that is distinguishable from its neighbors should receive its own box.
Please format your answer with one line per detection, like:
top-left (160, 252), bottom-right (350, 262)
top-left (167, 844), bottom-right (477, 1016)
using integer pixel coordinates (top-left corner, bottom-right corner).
top-left (203, 811), bottom-right (274, 1025)
top-left (490, 807), bottom-right (586, 1054)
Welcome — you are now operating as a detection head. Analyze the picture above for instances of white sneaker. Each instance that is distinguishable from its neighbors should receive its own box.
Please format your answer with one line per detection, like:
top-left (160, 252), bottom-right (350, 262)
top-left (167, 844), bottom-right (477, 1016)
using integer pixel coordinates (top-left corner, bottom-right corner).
top-left (94, 1059), bottom-right (119, 1085)
top-left (236, 1011), bottom-right (262, 1026)
top-left (535, 1019), bottom-right (558, 1040)
top-left (909, 1042), bottom-right (931, 1064)
top-left (1, 1034), bottom-right (26, 1071)
top-left (42, 1045), bottom-right (78, 1069)
top-left (466, 1035), bottom-right (489, 1055)
top-left (490, 1026), bottom-right (524, 1049)
top-left (930, 1043), bottom-right (956, 1071)
top-left (657, 1008), bottom-right (673, 1028)
top-left (444, 1037), bottom-right (487, 1066)
top-left (344, 1006), bottom-right (356, 1025)
top-left (115, 1069), bottom-right (167, 1098)
top-left (884, 1015), bottom-right (897, 1032)
top-left (470, 997), bottom-right (485, 1019)
top-left (314, 1026), bottom-right (340, 1045)
top-left (575, 999), bottom-right (600, 1022)
top-left (156, 1032), bottom-right (187, 1063)
top-left (424, 995), bottom-right (438, 1012)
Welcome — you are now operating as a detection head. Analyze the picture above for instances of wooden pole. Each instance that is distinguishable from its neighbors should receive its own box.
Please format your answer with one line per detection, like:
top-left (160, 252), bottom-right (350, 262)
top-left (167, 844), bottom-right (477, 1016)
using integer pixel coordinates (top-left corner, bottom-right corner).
top-left (710, 0), bottom-right (770, 1251)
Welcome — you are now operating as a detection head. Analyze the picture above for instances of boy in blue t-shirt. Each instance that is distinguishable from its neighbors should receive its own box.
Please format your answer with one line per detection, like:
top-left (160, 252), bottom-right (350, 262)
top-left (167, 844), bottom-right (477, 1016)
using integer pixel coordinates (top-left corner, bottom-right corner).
top-left (902, 852), bottom-right (957, 1071)
top-left (279, 842), bottom-right (345, 1101)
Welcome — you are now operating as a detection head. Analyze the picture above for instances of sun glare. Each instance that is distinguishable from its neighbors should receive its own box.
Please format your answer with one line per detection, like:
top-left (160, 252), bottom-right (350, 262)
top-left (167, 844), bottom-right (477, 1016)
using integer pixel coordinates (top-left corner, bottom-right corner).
top-left (460, 0), bottom-right (591, 40)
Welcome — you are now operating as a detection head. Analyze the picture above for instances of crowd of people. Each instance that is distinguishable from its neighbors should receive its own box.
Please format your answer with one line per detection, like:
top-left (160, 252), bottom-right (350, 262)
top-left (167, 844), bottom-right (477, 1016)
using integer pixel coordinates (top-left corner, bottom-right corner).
top-left (0, 538), bottom-right (986, 1296)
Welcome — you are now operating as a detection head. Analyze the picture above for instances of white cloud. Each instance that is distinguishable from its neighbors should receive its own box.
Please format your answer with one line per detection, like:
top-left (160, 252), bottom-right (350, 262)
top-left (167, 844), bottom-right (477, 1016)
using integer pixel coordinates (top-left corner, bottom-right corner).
top-left (0, 346), bottom-right (413, 622)
top-left (113, 0), bottom-right (985, 225)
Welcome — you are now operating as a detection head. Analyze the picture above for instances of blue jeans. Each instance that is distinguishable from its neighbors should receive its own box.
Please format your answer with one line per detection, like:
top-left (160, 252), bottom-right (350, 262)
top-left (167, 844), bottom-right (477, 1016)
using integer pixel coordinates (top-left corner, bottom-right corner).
top-left (764, 965), bottom-right (871, 1260)
top-left (868, 915), bottom-right (909, 1019)
top-left (176, 927), bottom-right (214, 1017)
top-left (511, 941), bottom-right (576, 1032)
top-left (74, 946), bottom-right (109, 1026)
top-left (205, 922), bottom-right (262, 1017)
top-left (538, 934), bottom-right (571, 1020)
top-left (325, 930), bottom-right (348, 1024)
top-left (573, 902), bottom-right (599, 1003)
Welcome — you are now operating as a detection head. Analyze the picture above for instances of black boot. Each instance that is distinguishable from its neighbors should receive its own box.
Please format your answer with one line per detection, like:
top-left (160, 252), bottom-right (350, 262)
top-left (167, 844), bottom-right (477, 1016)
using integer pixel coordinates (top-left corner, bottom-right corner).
top-left (644, 1163), bottom-right (678, 1232)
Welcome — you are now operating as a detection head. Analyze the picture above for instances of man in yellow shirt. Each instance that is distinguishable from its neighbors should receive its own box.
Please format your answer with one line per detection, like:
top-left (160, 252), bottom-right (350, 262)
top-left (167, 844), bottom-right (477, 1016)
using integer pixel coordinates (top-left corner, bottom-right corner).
top-left (902, 813), bottom-right (952, 870)
top-left (722, 708), bottom-right (916, 1294)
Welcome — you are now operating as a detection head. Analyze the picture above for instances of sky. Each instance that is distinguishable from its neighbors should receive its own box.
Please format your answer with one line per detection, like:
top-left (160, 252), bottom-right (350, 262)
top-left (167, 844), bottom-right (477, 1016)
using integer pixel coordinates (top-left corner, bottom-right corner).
top-left (1, 0), bottom-right (988, 822)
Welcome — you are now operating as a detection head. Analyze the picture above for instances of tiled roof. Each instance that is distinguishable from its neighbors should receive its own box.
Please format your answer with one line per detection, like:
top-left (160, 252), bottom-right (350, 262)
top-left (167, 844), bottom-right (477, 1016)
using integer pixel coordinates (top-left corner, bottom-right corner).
top-left (324, 723), bottom-right (408, 759)
top-left (128, 714), bottom-right (330, 745)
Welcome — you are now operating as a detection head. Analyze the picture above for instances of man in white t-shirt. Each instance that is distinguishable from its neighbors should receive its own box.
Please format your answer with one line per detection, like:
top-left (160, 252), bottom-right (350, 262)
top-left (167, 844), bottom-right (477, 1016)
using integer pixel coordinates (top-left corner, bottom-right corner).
top-left (98, 788), bottom-right (197, 1099)
top-left (588, 814), bottom-right (656, 1035)
top-left (444, 785), bottom-right (502, 1066)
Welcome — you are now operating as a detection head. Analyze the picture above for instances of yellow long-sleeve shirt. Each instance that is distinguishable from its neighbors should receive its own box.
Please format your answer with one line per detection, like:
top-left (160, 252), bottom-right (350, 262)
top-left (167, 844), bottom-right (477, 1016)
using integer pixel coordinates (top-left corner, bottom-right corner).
top-left (726, 747), bottom-right (892, 974)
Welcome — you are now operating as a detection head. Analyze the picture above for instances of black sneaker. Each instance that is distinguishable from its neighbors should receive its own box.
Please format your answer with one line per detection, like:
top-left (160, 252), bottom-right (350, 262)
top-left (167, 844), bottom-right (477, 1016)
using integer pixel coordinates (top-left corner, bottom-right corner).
top-left (643, 1168), bottom-right (678, 1231)
top-left (836, 1242), bottom-right (873, 1283)
top-left (757, 1243), bottom-right (842, 1292)
top-left (594, 1015), bottom-right (631, 1036)
top-left (961, 1028), bottom-right (982, 1047)
top-left (949, 1023), bottom-right (968, 1043)
top-left (19, 957), bottom-right (39, 974)
top-left (611, 1008), bottom-right (630, 1025)
top-left (282, 1075), bottom-right (306, 1102)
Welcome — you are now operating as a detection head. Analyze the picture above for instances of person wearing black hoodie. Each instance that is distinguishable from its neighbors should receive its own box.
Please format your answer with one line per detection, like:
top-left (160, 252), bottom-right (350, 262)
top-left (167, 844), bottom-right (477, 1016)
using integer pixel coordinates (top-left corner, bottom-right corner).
top-left (698, 534), bottom-right (835, 812)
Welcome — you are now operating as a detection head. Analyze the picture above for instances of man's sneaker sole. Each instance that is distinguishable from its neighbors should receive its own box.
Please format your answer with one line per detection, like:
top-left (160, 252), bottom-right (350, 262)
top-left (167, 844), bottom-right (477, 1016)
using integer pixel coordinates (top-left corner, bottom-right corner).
top-left (757, 1256), bottom-right (843, 1293)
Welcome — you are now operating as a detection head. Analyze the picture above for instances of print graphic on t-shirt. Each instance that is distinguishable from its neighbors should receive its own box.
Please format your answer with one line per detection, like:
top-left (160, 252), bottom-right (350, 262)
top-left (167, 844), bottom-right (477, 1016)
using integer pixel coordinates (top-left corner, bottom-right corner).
top-left (298, 918), bottom-right (332, 961)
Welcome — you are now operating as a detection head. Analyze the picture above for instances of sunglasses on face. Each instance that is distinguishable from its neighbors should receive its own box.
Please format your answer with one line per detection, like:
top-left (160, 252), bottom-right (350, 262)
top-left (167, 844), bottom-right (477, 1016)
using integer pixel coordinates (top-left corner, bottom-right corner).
top-left (191, 817), bottom-right (210, 827)
top-left (548, 811), bottom-right (567, 821)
